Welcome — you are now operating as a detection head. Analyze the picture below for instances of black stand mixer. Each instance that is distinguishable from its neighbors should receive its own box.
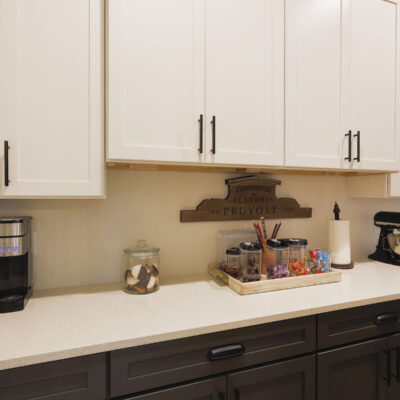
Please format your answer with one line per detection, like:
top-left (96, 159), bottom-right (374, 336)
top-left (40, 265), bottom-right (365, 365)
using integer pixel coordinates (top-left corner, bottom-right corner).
top-left (369, 211), bottom-right (400, 266)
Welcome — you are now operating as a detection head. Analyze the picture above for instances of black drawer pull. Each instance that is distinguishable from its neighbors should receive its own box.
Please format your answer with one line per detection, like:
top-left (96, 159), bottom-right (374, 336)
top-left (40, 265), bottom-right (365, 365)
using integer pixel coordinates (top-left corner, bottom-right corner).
top-left (208, 343), bottom-right (245, 361)
top-left (375, 313), bottom-right (399, 325)
top-left (234, 389), bottom-right (240, 400)
top-left (211, 116), bottom-right (216, 154)
top-left (218, 393), bottom-right (225, 400)
top-left (198, 114), bottom-right (203, 154)
top-left (354, 131), bottom-right (360, 162)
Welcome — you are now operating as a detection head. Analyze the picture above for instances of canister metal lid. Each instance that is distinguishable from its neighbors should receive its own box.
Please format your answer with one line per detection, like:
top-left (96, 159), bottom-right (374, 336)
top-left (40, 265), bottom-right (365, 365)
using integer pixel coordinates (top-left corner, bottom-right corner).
top-left (240, 242), bottom-right (261, 251)
top-left (226, 247), bottom-right (241, 255)
top-left (267, 239), bottom-right (289, 249)
top-left (280, 238), bottom-right (308, 247)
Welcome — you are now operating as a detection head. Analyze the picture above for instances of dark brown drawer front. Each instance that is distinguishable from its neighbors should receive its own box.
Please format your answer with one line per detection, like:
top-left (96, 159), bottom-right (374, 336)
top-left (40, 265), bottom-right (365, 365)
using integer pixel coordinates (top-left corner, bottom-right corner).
top-left (0, 354), bottom-right (106, 400)
top-left (110, 316), bottom-right (315, 398)
top-left (318, 300), bottom-right (400, 350)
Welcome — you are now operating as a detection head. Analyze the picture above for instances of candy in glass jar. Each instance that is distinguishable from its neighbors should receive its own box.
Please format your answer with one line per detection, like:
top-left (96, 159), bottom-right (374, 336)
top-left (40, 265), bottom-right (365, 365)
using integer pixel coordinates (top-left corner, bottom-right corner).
top-left (240, 242), bottom-right (261, 282)
top-left (281, 239), bottom-right (308, 276)
top-left (266, 239), bottom-right (289, 279)
top-left (226, 247), bottom-right (241, 279)
top-left (123, 240), bottom-right (160, 294)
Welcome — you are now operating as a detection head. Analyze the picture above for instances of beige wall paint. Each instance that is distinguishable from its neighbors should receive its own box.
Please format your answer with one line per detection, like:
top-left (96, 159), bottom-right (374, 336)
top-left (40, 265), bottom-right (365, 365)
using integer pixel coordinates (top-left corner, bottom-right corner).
top-left (0, 169), bottom-right (398, 289)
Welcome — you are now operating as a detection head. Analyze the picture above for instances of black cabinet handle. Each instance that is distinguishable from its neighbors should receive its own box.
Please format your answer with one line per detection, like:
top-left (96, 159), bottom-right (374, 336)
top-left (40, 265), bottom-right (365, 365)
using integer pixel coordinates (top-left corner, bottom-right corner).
top-left (198, 114), bottom-right (203, 154)
top-left (234, 389), bottom-right (240, 400)
top-left (4, 141), bottom-right (9, 187)
top-left (383, 350), bottom-right (392, 386)
top-left (344, 131), bottom-right (352, 161)
top-left (218, 393), bottom-right (225, 400)
top-left (211, 116), bottom-right (216, 154)
top-left (396, 347), bottom-right (400, 383)
top-left (208, 343), bottom-right (245, 361)
top-left (375, 313), bottom-right (399, 325)
top-left (354, 131), bottom-right (360, 162)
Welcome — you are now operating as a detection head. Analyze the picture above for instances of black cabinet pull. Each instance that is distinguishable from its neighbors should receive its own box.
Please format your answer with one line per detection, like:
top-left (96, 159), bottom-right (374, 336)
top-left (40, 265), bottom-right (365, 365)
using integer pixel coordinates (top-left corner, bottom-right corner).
top-left (383, 350), bottom-right (392, 386)
top-left (4, 141), bottom-right (9, 187)
top-left (234, 389), bottom-right (240, 400)
top-left (344, 131), bottom-right (352, 161)
top-left (375, 313), bottom-right (399, 325)
top-left (211, 116), bottom-right (216, 154)
top-left (396, 347), bottom-right (400, 383)
top-left (218, 393), bottom-right (225, 400)
top-left (198, 114), bottom-right (203, 154)
top-left (354, 131), bottom-right (360, 162)
top-left (208, 343), bottom-right (245, 361)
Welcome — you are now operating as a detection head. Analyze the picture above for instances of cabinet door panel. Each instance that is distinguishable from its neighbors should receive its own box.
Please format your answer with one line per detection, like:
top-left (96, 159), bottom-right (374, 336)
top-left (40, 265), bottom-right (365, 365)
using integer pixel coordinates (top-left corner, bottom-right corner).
top-left (318, 338), bottom-right (387, 400)
top-left (285, 0), bottom-right (344, 169)
top-left (124, 377), bottom-right (225, 400)
top-left (388, 333), bottom-right (400, 400)
top-left (345, 0), bottom-right (400, 170)
top-left (107, 0), bottom-right (205, 163)
top-left (0, 0), bottom-right (104, 197)
top-left (205, 0), bottom-right (284, 166)
top-left (227, 355), bottom-right (315, 400)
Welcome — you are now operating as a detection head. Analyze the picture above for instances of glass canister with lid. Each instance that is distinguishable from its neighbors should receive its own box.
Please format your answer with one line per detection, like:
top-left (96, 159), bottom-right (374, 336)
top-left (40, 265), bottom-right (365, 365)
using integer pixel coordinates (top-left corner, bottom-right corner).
top-left (226, 247), bottom-right (241, 279)
top-left (266, 239), bottom-right (289, 279)
top-left (123, 240), bottom-right (160, 294)
top-left (281, 238), bottom-right (308, 276)
top-left (240, 242), bottom-right (262, 282)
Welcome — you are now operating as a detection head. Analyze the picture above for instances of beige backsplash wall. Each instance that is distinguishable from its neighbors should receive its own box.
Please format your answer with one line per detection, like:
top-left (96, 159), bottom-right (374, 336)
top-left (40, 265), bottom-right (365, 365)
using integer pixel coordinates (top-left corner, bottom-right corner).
top-left (0, 169), bottom-right (398, 289)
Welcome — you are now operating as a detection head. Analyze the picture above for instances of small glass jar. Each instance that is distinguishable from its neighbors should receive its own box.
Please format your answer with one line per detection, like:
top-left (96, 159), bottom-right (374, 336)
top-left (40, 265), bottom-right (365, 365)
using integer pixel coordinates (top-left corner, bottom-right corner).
top-left (281, 238), bottom-right (308, 276)
top-left (226, 247), bottom-right (241, 279)
top-left (240, 242), bottom-right (262, 282)
top-left (123, 240), bottom-right (160, 294)
top-left (266, 239), bottom-right (289, 279)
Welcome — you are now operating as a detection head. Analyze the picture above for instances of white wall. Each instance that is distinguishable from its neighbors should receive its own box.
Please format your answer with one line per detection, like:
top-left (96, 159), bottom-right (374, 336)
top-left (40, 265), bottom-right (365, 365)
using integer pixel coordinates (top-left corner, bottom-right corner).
top-left (0, 169), bottom-right (398, 289)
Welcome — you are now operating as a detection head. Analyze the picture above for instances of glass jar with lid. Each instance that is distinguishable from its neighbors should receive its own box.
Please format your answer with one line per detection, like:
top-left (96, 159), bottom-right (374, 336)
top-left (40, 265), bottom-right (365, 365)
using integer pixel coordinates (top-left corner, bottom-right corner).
top-left (123, 240), bottom-right (160, 294)
top-left (226, 247), bottom-right (241, 278)
top-left (266, 239), bottom-right (289, 279)
top-left (240, 242), bottom-right (262, 282)
top-left (281, 238), bottom-right (308, 276)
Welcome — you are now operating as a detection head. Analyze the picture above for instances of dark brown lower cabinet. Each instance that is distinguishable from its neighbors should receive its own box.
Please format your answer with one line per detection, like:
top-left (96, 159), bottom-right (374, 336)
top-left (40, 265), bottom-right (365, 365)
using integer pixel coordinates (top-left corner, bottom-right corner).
top-left (388, 333), bottom-right (400, 400)
top-left (318, 338), bottom-right (388, 400)
top-left (123, 376), bottom-right (226, 399)
top-left (227, 355), bottom-right (315, 400)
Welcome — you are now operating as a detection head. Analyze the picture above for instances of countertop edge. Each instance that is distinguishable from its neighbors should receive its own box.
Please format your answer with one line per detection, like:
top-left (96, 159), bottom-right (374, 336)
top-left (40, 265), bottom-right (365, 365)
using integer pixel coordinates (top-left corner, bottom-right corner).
top-left (2, 292), bottom-right (400, 371)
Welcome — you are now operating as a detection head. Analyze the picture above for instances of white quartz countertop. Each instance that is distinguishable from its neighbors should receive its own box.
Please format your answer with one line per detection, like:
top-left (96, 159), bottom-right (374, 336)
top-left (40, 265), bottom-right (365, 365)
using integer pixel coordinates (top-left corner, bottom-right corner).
top-left (2, 260), bottom-right (400, 371)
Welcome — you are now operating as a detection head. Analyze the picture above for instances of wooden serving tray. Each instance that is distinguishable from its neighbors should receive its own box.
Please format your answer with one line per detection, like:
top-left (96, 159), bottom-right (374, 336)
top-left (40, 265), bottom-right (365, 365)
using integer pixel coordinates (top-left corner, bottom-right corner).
top-left (208, 265), bottom-right (342, 295)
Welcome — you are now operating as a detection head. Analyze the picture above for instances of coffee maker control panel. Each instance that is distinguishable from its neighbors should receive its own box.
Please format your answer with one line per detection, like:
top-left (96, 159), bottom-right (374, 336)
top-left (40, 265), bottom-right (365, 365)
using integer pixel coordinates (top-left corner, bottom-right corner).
top-left (0, 237), bottom-right (25, 256)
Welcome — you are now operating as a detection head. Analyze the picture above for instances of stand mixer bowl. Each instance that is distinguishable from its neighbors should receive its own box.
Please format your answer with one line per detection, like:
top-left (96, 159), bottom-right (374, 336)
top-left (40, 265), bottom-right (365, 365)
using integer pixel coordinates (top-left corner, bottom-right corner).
top-left (387, 233), bottom-right (400, 255)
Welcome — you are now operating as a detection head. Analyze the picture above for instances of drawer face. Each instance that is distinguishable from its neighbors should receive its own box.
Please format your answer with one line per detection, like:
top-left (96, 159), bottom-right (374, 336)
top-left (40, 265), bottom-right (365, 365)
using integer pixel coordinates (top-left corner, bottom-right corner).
top-left (110, 316), bottom-right (315, 398)
top-left (0, 354), bottom-right (106, 400)
top-left (318, 300), bottom-right (400, 350)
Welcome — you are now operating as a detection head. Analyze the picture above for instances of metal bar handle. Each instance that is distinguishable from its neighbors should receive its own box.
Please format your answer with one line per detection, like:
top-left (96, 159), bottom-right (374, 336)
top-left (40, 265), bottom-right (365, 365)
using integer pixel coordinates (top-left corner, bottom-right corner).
top-left (354, 131), bottom-right (360, 162)
top-left (208, 343), bottom-right (245, 361)
top-left (211, 116), bottom-right (216, 154)
top-left (375, 313), bottom-right (399, 325)
top-left (4, 141), bottom-right (9, 187)
top-left (198, 114), bottom-right (203, 154)
top-left (396, 347), bottom-right (400, 383)
top-left (344, 131), bottom-right (352, 161)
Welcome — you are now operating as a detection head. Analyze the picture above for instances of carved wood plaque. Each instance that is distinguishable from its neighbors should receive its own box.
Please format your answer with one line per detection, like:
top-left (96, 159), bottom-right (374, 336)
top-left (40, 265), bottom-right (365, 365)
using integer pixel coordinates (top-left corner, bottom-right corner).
top-left (180, 174), bottom-right (312, 222)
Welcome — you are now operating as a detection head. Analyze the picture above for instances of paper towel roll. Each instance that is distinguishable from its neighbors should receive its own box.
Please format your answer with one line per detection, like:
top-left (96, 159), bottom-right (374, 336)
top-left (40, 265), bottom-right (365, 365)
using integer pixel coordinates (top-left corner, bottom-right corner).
top-left (329, 220), bottom-right (352, 266)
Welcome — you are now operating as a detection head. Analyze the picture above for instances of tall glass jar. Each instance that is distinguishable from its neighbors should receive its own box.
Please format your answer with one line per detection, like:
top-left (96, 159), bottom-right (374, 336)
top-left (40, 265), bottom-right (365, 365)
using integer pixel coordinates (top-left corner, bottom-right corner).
top-left (266, 239), bottom-right (289, 279)
top-left (240, 242), bottom-right (262, 282)
top-left (281, 238), bottom-right (308, 276)
top-left (123, 240), bottom-right (160, 294)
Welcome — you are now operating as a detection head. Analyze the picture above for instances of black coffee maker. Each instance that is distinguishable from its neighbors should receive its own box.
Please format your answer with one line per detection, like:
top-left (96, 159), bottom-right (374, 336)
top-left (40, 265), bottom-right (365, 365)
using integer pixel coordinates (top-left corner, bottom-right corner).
top-left (0, 217), bottom-right (33, 313)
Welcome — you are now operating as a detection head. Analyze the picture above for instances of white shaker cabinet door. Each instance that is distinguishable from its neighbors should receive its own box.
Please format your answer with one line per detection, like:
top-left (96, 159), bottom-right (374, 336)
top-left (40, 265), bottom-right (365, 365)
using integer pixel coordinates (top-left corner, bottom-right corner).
top-left (0, 0), bottom-right (104, 197)
top-left (107, 0), bottom-right (205, 163)
top-left (204, 0), bottom-right (284, 166)
top-left (285, 0), bottom-right (344, 169)
top-left (344, 0), bottom-right (400, 171)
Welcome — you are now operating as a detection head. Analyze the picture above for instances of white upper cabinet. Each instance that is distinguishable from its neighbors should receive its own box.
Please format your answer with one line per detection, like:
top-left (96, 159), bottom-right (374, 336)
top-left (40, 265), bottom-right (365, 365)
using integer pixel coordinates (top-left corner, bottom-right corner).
top-left (285, 0), bottom-right (344, 169)
top-left (0, 0), bottom-right (104, 197)
top-left (107, 0), bottom-right (205, 163)
top-left (205, 0), bottom-right (284, 166)
top-left (286, 0), bottom-right (400, 171)
top-left (344, 0), bottom-right (400, 171)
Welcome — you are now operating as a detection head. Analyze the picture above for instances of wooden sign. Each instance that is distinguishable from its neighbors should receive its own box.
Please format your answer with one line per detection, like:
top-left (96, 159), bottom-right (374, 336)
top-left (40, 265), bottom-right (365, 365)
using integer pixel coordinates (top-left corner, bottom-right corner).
top-left (180, 174), bottom-right (312, 222)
